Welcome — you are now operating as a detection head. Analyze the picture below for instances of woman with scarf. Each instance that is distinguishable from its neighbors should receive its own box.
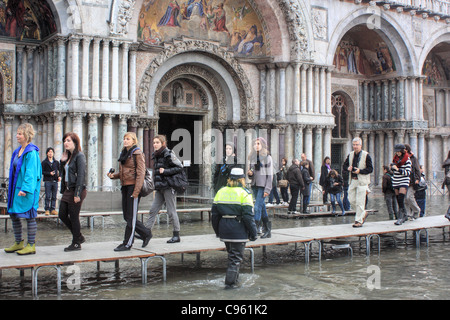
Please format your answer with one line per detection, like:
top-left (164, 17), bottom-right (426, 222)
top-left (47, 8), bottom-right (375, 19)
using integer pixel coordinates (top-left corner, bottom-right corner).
top-left (108, 132), bottom-right (152, 251)
top-left (391, 144), bottom-right (412, 225)
top-left (4, 123), bottom-right (41, 255)
top-left (59, 132), bottom-right (87, 251)
top-left (213, 142), bottom-right (241, 194)
top-left (145, 135), bottom-right (184, 243)
top-left (247, 137), bottom-right (273, 238)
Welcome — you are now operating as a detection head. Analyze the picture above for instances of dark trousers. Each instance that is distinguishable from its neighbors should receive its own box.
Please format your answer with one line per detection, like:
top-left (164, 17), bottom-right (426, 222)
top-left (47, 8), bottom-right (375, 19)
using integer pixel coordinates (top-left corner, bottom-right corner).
top-left (121, 185), bottom-right (150, 247)
top-left (44, 181), bottom-right (58, 211)
top-left (289, 184), bottom-right (300, 212)
top-left (59, 200), bottom-right (83, 243)
top-left (280, 186), bottom-right (289, 202)
top-left (224, 242), bottom-right (246, 286)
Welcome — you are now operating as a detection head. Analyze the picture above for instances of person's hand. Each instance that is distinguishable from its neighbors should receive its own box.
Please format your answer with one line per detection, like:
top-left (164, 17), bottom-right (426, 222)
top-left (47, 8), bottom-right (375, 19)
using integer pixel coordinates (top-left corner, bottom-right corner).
top-left (107, 172), bottom-right (114, 179)
top-left (159, 168), bottom-right (165, 174)
top-left (74, 196), bottom-right (80, 203)
top-left (18, 191), bottom-right (26, 196)
top-left (263, 192), bottom-right (269, 198)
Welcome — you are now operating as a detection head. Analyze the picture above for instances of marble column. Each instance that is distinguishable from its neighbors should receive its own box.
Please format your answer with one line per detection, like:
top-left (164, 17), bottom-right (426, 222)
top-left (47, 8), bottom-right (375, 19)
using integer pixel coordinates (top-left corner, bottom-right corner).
top-left (389, 79), bottom-right (396, 120)
top-left (258, 64), bottom-right (266, 121)
top-left (277, 62), bottom-right (288, 120)
top-left (92, 37), bottom-right (101, 100)
top-left (121, 42), bottom-right (129, 101)
top-left (26, 46), bottom-right (35, 103)
top-left (313, 126), bottom-right (323, 180)
top-left (363, 81), bottom-right (369, 121)
top-left (313, 67), bottom-right (320, 114)
top-left (418, 131), bottom-right (425, 167)
top-left (118, 115), bottom-right (128, 152)
top-left (307, 64), bottom-right (313, 113)
top-left (101, 39), bottom-right (110, 100)
top-left (426, 134), bottom-right (434, 177)
top-left (294, 124), bottom-right (304, 161)
top-left (35, 117), bottom-right (43, 160)
top-left (304, 126), bottom-right (313, 162)
top-left (0, 117), bottom-right (3, 176)
top-left (87, 113), bottom-right (100, 188)
top-left (292, 62), bottom-right (300, 114)
top-left (3, 115), bottom-right (13, 177)
top-left (300, 64), bottom-right (307, 113)
top-left (396, 129), bottom-right (405, 145)
top-left (361, 132), bottom-right (368, 151)
top-left (377, 131), bottom-right (385, 184)
top-left (369, 82), bottom-right (375, 121)
top-left (382, 80), bottom-right (389, 121)
top-left (442, 135), bottom-right (449, 164)
top-left (410, 77), bottom-right (417, 120)
top-left (42, 115), bottom-right (48, 154)
top-left (70, 37), bottom-right (80, 99)
top-left (319, 67), bottom-right (326, 114)
top-left (397, 77), bottom-right (405, 120)
top-left (418, 77), bottom-right (424, 121)
top-left (56, 38), bottom-right (67, 98)
top-left (143, 123), bottom-right (150, 167)
top-left (326, 68), bottom-right (332, 114)
top-left (129, 46), bottom-right (137, 110)
top-left (53, 113), bottom-right (64, 160)
top-left (15, 46), bottom-right (24, 102)
top-left (369, 132), bottom-right (375, 183)
top-left (323, 126), bottom-right (332, 159)
top-left (81, 36), bottom-right (91, 99)
top-left (408, 130), bottom-right (418, 156)
top-left (111, 40), bottom-right (120, 101)
top-left (71, 113), bottom-right (84, 147)
top-left (375, 81), bottom-right (382, 121)
top-left (102, 114), bottom-right (114, 189)
top-left (266, 63), bottom-right (276, 122)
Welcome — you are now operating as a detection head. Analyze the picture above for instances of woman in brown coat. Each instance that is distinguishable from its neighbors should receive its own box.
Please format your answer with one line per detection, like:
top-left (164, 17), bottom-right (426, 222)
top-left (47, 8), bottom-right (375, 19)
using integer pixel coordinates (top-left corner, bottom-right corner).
top-left (108, 132), bottom-right (152, 251)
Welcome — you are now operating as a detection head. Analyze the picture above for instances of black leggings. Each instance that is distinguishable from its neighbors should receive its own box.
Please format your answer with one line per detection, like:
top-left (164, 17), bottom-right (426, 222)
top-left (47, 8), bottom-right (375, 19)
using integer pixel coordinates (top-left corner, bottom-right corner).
top-left (59, 200), bottom-right (83, 243)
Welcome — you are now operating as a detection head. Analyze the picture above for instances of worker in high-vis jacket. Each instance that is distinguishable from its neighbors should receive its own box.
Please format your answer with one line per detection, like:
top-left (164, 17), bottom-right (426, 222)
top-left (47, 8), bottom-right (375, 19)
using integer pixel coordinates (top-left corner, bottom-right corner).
top-left (212, 167), bottom-right (257, 289)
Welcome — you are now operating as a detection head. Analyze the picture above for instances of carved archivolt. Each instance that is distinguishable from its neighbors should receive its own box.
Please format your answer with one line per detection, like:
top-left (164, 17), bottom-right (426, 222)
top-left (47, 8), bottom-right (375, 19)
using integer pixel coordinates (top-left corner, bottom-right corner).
top-left (137, 39), bottom-right (255, 122)
top-left (155, 64), bottom-right (227, 122)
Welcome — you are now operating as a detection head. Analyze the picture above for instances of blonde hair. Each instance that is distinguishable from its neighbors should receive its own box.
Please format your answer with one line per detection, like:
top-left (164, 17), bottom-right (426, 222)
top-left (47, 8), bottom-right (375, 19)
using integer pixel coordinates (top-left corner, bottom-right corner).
top-left (227, 177), bottom-right (246, 188)
top-left (17, 123), bottom-right (35, 143)
top-left (123, 132), bottom-right (138, 146)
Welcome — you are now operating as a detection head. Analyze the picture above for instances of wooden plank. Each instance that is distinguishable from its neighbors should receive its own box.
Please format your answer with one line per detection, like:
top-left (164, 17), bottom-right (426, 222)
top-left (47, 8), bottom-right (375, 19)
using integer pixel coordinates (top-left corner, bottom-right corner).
top-left (274, 209), bottom-right (377, 219)
top-left (0, 242), bottom-right (155, 270)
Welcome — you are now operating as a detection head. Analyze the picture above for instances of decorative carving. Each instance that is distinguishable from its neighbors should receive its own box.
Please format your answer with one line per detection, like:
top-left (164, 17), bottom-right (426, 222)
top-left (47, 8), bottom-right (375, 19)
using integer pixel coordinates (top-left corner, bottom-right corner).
top-left (0, 50), bottom-right (14, 103)
top-left (137, 39), bottom-right (255, 122)
top-left (311, 7), bottom-right (327, 41)
top-left (109, 0), bottom-right (137, 35)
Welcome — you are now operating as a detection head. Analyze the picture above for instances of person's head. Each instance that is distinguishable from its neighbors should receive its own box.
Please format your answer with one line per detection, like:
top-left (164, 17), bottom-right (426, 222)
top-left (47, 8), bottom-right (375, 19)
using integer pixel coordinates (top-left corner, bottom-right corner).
top-left (123, 132), bottom-right (138, 149)
top-left (227, 168), bottom-right (246, 188)
top-left (46, 147), bottom-right (55, 159)
top-left (301, 160), bottom-right (309, 168)
top-left (63, 132), bottom-right (81, 155)
top-left (301, 153), bottom-right (307, 161)
top-left (352, 137), bottom-right (362, 153)
top-left (383, 165), bottom-right (390, 173)
top-left (153, 134), bottom-right (167, 151)
top-left (292, 159), bottom-right (300, 166)
top-left (394, 144), bottom-right (405, 157)
top-left (16, 123), bottom-right (35, 145)
top-left (225, 142), bottom-right (235, 157)
top-left (253, 137), bottom-right (268, 152)
top-left (281, 157), bottom-right (287, 165)
top-left (404, 144), bottom-right (412, 154)
top-left (329, 169), bottom-right (338, 177)
top-left (323, 156), bottom-right (331, 165)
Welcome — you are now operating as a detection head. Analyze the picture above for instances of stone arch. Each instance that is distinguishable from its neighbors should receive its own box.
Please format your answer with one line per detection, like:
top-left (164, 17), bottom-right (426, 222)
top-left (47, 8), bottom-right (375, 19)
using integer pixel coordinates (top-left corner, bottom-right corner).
top-left (327, 8), bottom-right (416, 75)
top-left (418, 29), bottom-right (450, 76)
top-left (137, 40), bottom-right (255, 123)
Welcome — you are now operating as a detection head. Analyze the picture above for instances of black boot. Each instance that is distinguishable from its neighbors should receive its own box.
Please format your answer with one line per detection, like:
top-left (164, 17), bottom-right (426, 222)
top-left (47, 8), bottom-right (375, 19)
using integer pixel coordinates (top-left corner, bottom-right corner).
top-left (255, 220), bottom-right (262, 235)
top-left (261, 218), bottom-right (272, 239)
top-left (395, 209), bottom-right (407, 225)
top-left (167, 231), bottom-right (180, 243)
top-left (224, 268), bottom-right (239, 289)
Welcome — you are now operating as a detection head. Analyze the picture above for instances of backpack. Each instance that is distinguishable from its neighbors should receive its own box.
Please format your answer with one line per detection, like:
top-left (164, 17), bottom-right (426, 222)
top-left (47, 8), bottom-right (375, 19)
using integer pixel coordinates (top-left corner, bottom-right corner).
top-left (165, 151), bottom-right (189, 194)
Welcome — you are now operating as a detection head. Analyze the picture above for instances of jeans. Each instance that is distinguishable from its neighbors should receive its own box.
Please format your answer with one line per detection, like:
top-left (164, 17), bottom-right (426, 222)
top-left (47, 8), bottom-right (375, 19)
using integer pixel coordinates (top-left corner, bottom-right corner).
top-left (384, 192), bottom-right (398, 220)
top-left (416, 197), bottom-right (426, 217)
top-left (343, 186), bottom-right (351, 211)
top-left (44, 181), bottom-right (58, 211)
top-left (252, 186), bottom-right (268, 221)
top-left (268, 187), bottom-right (280, 204)
top-left (330, 192), bottom-right (345, 214)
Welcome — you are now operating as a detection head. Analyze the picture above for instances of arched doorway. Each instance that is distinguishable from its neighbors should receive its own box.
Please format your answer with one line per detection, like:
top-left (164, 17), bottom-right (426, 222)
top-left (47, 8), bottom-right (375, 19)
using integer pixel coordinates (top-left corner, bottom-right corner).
top-left (331, 91), bottom-right (352, 173)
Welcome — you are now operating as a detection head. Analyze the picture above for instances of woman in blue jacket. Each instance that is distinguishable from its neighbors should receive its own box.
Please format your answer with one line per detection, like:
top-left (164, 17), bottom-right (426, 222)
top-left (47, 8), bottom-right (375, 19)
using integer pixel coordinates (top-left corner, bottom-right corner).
top-left (4, 123), bottom-right (42, 255)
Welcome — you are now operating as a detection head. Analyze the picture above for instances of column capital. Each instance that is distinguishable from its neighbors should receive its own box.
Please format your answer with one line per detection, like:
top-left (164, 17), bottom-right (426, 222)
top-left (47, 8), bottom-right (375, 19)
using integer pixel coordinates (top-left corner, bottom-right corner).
top-left (88, 113), bottom-right (101, 122)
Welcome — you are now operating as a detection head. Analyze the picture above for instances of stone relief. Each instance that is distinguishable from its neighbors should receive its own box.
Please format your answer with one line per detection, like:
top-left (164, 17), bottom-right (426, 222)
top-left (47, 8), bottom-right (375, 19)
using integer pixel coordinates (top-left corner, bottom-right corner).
top-left (109, 0), bottom-right (137, 35)
top-left (0, 50), bottom-right (14, 103)
top-left (311, 6), bottom-right (327, 41)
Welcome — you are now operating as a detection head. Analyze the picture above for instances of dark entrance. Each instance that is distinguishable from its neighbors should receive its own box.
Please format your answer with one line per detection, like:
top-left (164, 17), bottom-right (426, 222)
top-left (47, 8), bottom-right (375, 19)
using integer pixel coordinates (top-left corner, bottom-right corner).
top-left (158, 113), bottom-right (202, 183)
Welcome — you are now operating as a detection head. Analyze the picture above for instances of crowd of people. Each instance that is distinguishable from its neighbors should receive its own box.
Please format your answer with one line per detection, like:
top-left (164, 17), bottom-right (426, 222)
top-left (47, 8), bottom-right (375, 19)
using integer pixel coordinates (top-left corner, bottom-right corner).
top-left (3, 122), bottom-right (449, 289)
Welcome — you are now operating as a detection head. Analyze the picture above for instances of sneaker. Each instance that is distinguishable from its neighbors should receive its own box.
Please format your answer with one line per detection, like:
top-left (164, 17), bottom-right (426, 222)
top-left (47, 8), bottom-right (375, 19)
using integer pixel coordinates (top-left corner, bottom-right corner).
top-left (114, 244), bottom-right (131, 251)
top-left (64, 243), bottom-right (81, 252)
top-left (51, 210), bottom-right (58, 215)
top-left (44, 210), bottom-right (50, 216)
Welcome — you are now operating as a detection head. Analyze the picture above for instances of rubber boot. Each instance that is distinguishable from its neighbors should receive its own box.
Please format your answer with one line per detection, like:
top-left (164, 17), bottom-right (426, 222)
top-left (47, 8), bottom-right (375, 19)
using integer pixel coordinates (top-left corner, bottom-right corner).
top-left (261, 218), bottom-right (272, 239)
top-left (16, 243), bottom-right (36, 255)
top-left (4, 240), bottom-right (24, 253)
top-left (255, 220), bottom-right (262, 235)
top-left (224, 266), bottom-right (239, 289)
top-left (395, 208), bottom-right (407, 225)
top-left (167, 231), bottom-right (180, 243)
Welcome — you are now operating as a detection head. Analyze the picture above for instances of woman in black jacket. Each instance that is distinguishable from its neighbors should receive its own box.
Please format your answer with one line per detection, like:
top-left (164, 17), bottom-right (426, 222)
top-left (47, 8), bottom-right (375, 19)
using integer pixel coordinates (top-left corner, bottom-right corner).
top-left (325, 169), bottom-right (345, 215)
top-left (300, 161), bottom-right (312, 213)
top-left (145, 135), bottom-right (184, 243)
top-left (59, 132), bottom-right (87, 251)
top-left (320, 156), bottom-right (331, 204)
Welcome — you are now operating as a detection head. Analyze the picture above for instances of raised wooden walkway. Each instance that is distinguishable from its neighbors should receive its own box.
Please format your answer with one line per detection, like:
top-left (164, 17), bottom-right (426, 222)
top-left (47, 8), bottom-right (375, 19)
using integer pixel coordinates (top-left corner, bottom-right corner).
top-left (1, 215), bottom-right (449, 297)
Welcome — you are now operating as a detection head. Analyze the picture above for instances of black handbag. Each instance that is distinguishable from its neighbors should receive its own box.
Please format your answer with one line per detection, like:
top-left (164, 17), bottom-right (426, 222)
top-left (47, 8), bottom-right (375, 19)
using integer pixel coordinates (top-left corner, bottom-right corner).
top-left (166, 169), bottom-right (188, 194)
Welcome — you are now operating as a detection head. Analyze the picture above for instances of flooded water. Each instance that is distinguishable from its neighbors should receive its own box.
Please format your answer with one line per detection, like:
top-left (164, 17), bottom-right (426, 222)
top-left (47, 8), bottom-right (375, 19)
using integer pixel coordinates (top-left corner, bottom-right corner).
top-left (1, 191), bottom-right (449, 301)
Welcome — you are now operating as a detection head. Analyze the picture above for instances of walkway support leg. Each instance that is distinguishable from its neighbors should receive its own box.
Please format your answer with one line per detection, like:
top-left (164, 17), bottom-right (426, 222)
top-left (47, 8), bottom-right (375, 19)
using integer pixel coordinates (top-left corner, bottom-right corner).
top-left (141, 256), bottom-right (166, 284)
top-left (32, 265), bottom-right (61, 298)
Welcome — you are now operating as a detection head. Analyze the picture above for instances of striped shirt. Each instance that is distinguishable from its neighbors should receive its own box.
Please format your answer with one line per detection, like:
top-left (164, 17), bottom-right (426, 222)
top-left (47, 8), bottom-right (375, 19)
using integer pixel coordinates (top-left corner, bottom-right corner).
top-left (392, 159), bottom-right (411, 188)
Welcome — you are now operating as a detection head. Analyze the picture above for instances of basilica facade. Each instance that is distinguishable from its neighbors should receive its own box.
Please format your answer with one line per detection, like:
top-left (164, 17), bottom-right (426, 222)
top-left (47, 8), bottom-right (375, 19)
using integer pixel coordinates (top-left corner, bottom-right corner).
top-left (0, 0), bottom-right (449, 190)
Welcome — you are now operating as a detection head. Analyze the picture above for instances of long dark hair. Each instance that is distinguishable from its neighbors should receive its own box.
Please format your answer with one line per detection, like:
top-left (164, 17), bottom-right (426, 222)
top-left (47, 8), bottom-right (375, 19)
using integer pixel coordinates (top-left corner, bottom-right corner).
top-left (63, 132), bottom-right (82, 159)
